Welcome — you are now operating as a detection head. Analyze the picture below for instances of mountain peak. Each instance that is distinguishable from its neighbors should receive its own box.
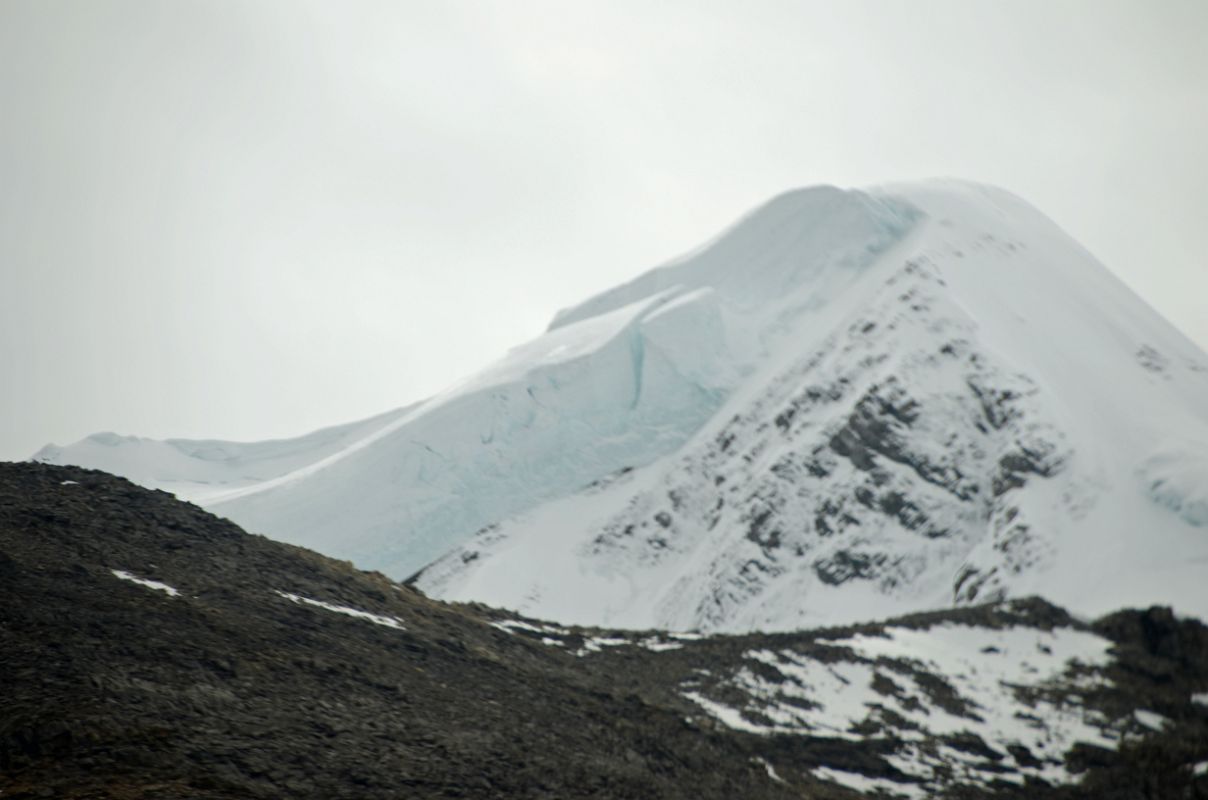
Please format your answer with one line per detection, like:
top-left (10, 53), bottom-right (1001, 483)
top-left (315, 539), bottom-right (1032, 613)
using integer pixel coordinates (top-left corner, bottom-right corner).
top-left (35, 180), bottom-right (1208, 633)
top-left (548, 183), bottom-right (919, 332)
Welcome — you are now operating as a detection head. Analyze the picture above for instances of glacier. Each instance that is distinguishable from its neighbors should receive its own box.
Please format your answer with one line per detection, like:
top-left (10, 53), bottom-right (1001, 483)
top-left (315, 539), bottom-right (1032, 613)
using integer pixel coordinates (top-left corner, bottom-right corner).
top-left (35, 180), bottom-right (1208, 631)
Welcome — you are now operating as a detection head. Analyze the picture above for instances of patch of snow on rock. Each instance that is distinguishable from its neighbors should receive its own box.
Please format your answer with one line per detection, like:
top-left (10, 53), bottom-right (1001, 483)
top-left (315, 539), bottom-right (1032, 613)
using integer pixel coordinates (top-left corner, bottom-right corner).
top-left (751, 756), bottom-right (786, 785)
top-left (812, 766), bottom-right (925, 799)
top-left (110, 569), bottom-right (180, 597)
top-left (641, 637), bottom-right (685, 652)
top-left (575, 636), bottom-right (630, 657)
top-left (488, 619), bottom-right (570, 637)
top-left (1133, 709), bottom-right (1169, 731)
top-left (275, 591), bottom-right (404, 630)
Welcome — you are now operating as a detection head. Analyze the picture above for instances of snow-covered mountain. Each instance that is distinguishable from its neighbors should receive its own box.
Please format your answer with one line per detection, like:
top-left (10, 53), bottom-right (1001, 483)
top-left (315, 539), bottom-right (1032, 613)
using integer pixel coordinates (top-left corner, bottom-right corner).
top-left (34, 186), bottom-right (914, 575)
top-left (36, 180), bottom-right (1208, 632)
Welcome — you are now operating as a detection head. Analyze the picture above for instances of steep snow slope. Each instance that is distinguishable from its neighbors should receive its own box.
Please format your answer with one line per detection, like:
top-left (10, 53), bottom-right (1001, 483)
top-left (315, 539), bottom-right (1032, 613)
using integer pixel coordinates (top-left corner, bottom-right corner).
top-left (415, 181), bottom-right (1208, 631)
top-left (37, 187), bottom-right (917, 576)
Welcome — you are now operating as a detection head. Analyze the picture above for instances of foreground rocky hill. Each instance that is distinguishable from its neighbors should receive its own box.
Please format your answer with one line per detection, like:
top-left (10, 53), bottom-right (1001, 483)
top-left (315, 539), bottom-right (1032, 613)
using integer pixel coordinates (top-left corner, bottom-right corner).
top-left (3, 462), bottom-right (1207, 798)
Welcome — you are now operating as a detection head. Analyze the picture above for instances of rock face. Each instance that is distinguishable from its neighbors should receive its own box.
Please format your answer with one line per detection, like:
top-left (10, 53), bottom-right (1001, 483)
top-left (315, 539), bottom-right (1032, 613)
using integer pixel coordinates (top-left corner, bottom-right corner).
top-left (35, 180), bottom-right (1208, 632)
top-left (4, 462), bottom-right (1208, 799)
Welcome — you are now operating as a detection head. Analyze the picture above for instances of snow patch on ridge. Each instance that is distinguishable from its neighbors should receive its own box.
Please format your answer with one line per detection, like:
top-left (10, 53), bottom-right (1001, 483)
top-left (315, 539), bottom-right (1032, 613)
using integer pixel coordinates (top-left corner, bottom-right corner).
top-left (111, 569), bottom-right (180, 598)
top-left (274, 590), bottom-right (405, 630)
top-left (812, 767), bottom-right (925, 800)
top-left (684, 620), bottom-right (1118, 794)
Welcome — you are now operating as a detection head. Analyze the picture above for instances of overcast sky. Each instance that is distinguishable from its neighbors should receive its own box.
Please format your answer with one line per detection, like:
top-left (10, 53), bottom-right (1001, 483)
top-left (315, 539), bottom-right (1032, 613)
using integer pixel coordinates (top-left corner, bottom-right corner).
top-left (2, 0), bottom-right (1205, 461)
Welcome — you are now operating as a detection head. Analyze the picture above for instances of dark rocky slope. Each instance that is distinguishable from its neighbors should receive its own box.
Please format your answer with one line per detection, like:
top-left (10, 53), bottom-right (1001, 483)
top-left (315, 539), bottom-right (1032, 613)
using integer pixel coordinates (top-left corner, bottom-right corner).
top-left (2, 462), bottom-right (1206, 798)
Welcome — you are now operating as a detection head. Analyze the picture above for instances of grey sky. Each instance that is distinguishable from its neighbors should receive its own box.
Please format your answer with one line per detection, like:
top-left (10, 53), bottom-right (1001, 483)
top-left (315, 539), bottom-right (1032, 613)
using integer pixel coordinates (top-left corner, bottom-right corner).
top-left (2, 0), bottom-right (1206, 461)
